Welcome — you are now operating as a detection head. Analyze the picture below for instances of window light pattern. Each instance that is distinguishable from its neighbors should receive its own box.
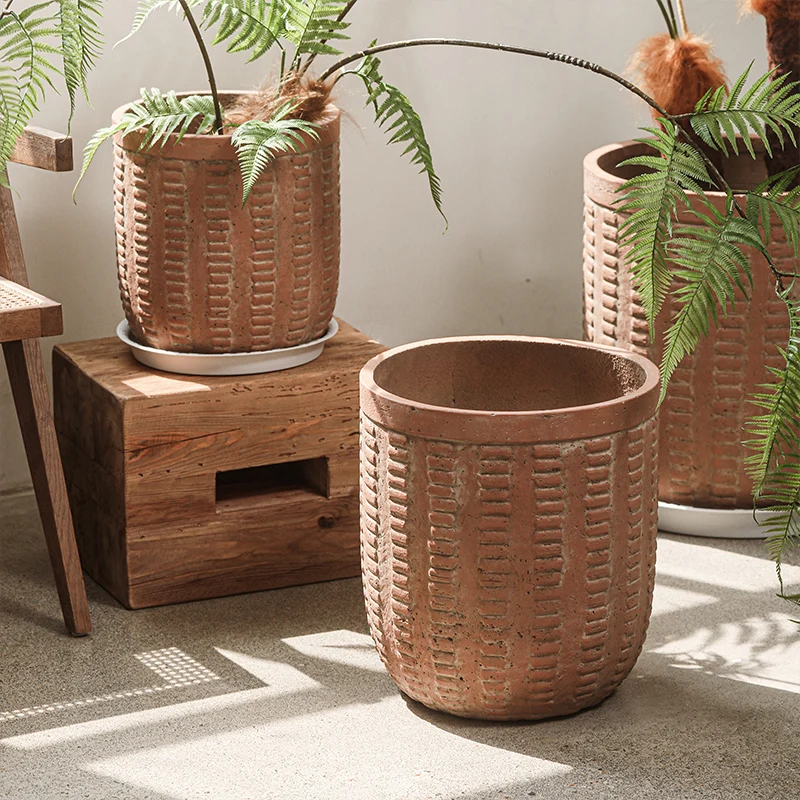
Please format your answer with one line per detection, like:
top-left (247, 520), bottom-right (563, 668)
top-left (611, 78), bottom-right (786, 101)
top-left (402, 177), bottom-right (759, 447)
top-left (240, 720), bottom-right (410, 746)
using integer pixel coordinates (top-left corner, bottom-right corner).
top-left (0, 647), bottom-right (221, 723)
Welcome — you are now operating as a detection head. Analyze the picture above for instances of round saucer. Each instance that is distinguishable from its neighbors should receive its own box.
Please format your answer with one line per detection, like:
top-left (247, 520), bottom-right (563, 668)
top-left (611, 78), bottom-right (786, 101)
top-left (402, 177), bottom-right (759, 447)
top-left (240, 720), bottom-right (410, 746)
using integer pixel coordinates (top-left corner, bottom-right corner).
top-left (116, 318), bottom-right (339, 376)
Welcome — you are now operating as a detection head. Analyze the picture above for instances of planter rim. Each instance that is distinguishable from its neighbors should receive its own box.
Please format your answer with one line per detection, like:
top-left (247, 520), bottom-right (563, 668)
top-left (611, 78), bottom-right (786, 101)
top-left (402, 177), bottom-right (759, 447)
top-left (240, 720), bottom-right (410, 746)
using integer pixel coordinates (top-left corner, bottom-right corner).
top-left (584, 137), bottom-right (767, 215)
top-left (584, 137), bottom-right (768, 196)
top-left (112, 93), bottom-right (340, 159)
top-left (360, 335), bottom-right (660, 444)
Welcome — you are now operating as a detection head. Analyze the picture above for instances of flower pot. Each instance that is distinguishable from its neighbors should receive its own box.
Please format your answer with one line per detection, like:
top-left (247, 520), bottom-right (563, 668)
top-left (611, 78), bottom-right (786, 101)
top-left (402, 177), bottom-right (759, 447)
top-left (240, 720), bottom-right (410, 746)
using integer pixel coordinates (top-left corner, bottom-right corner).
top-left (583, 140), bottom-right (791, 509)
top-left (360, 336), bottom-right (660, 720)
top-left (113, 95), bottom-right (340, 354)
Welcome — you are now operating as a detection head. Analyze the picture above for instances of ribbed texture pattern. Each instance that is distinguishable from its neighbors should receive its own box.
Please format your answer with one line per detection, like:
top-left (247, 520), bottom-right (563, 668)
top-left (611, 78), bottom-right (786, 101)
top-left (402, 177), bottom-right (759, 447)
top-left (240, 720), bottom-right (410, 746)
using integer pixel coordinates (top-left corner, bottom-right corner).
top-left (114, 137), bottom-right (340, 354)
top-left (582, 193), bottom-right (790, 508)
top-left (360, 413), bottom-right (659, 721)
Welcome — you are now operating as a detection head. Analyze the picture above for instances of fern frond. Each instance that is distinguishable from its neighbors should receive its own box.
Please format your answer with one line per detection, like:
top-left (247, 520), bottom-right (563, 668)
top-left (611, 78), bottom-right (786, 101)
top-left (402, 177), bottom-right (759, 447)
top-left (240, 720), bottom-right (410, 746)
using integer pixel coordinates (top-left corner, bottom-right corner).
top-left (0, 6), bottom-right (61, 184)
top-left (616, 119), bottom-right (712, 333)
top-left (686, 63), bottom-right (800, 158)
top-left (745, 167), bottom-right (800, 257)
top-left (118, 0), bottom-right (197, 43)
top-left (348, 48), bottom-right (445, 223)
top-left (201, 0), bottom-right (285, 61)
top-left (283, 0), bottom-right (348, 67)
top-left (658, 197), bottom-right (764, 401)
top-left (230, 100), bottom-right (319, 203)
top-left (75, 88), bottom-right (217, 197)
top-left (750, 333), bottom-right (800, 607)
top-left (745, 291), bottom-right (800, 490)
top-left (58, 0), bottom-right (104, 123)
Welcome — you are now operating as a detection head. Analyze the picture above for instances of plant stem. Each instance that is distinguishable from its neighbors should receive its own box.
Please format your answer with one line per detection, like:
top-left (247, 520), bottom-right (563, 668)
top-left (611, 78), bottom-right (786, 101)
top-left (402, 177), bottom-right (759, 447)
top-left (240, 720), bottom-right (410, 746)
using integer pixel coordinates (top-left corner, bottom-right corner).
top-left (675, 0), bottom-right (689, 37)
top-left (319, 39), bottom-right (669, 117)
top-left (177, 0), bottom-right (224, 134)
top-left (321, 37), bottom-right (787, 292)
top-left (656, 0), bottom-right (678, 38)
top-left (665, 0), bottom-right (679, 36)
top-left (337, 0), bottom-right (359, 22)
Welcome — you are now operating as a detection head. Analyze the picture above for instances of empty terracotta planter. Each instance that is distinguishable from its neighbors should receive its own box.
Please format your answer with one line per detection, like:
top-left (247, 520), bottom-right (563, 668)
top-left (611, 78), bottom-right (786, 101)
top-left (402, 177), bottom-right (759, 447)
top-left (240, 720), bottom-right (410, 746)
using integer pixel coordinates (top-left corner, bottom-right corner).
top-left (584, 140), bottom-right (792, 508)
top-left (113, 95), bottom-right (341, 354)
top-left (360, 336), bottom-right (660, 720)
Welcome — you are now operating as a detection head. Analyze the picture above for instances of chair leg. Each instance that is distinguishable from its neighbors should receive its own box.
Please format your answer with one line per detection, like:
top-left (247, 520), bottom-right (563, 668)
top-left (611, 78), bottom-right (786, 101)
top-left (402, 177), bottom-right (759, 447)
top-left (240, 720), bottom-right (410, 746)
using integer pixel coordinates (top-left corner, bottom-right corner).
top-left (3, 338), bottom-right (91, 636)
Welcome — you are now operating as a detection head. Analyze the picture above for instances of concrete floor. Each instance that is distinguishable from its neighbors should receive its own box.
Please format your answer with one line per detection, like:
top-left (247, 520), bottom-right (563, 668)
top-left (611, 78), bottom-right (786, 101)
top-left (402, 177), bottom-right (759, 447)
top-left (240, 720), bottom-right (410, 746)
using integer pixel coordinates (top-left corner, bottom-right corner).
top-left (0, 490), bottom-right (798, 800)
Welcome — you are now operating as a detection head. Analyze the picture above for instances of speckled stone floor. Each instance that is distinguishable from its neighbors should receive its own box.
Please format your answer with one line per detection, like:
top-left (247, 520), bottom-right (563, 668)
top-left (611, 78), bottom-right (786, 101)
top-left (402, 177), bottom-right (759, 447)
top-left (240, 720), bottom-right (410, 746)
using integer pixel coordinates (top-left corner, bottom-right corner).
top-left (1, 490), bottom-right (798, 800)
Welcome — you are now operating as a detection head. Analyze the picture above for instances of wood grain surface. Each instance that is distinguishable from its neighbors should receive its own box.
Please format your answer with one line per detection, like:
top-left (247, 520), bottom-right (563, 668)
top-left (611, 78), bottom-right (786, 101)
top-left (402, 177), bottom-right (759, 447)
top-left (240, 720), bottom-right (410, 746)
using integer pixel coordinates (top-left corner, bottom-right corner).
top-left (0, 277), bottom-right (62, 343)
top-left (54, 319), bottom-right (384, 609)
top-left (1, 176), bottom-right (90, 636)
top-left (10, 127), bottom-right (73, 172)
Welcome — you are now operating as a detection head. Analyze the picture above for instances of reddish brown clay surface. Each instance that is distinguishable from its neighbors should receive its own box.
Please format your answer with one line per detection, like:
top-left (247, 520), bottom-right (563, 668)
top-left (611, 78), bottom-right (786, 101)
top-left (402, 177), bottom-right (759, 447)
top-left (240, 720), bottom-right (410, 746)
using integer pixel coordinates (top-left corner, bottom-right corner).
top-left (584, 140), bottom-right (792, 509)
top-left (360, 336), bottom-right (660, 720)
top-left (114, 96), bottom-right (340, 354)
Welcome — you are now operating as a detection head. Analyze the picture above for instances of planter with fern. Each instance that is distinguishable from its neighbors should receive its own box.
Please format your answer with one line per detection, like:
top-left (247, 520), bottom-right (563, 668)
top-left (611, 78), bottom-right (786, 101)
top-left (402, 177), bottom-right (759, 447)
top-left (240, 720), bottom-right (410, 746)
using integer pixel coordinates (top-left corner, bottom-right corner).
top-left (80, 0), bottom-right (452, 356)
top-left (583, 135), bottom-right (793, 510)
top-left (111, 93), bottom-right (341, 353)
top-left (583, 0), bottom-right (800, 524)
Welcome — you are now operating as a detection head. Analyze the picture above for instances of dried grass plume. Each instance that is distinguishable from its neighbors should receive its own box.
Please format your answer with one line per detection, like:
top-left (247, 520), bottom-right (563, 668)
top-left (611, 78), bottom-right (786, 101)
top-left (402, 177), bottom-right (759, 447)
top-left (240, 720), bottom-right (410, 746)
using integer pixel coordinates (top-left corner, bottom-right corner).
top-left (225, 74), bottom-right (334, 129)
top-left (629, 33), bottom-right (728, 117)
top-left (739, 0), bottom-right (800, 21)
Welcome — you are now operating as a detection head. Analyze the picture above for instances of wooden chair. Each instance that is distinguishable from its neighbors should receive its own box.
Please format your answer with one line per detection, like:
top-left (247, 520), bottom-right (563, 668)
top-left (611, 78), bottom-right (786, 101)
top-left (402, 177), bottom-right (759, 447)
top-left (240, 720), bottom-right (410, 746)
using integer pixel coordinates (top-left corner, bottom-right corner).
top-left (1, 128), bottom-right (91, 636)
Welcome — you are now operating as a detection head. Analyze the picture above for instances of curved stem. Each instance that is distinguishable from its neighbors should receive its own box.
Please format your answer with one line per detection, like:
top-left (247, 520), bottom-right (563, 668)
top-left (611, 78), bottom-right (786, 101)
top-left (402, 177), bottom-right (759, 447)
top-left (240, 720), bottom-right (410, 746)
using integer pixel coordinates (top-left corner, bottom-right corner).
top-left (320, 37), bottom-right (786, 290)
top-left (319, 39), bottom-right (669, 117)
top-left (177, 0), bottom-right (224, 134)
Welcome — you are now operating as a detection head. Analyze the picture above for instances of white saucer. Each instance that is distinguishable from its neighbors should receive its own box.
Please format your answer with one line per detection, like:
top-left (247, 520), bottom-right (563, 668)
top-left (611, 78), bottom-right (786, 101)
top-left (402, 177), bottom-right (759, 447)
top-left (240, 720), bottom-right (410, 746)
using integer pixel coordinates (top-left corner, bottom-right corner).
top-left (658, 500), bottom-right (774, 539)
top-left (116, 318), bottom-right (339, 376)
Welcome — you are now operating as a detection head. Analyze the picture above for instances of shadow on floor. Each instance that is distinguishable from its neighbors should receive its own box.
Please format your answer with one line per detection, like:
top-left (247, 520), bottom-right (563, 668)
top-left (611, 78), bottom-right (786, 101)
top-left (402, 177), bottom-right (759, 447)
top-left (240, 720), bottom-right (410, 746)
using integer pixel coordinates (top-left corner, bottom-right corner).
top-left (2, 495), bottom-right (799, 800)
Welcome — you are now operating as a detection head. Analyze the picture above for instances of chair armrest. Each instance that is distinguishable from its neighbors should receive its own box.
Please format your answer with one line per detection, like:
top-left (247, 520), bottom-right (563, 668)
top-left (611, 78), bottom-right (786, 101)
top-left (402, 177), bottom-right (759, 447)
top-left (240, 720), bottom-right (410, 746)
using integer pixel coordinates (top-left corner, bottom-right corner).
top-left (11, 127), bottom-right (73, 173)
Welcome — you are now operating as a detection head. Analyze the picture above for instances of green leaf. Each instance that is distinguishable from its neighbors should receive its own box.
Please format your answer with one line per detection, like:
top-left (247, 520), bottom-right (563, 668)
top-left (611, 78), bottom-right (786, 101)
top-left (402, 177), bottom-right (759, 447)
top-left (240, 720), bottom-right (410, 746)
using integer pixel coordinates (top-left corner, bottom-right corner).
top-left (58, 0), bottom-right (104, 125)
top-left (231, 100), bottom-right (319, 203)
top-left (0, 6), bottom-right (61, 185)
top-left (75, 88), bottom-right (217, 198)
top-left (685, 64), bottom-right (800, 158)
top-left (745, 291), bottom-right (800, 490)
top-left (118, 0), bottom-right (196, 44)
top-left (348, 49), bottom-right (446, 224)
top-left (201, 0), bottom-right (286, 61)
top-left (616, 119), bottom-right (712, 334)
top-left (283, 0), bottom-right (349, 68)
top-left (745, 167), bottom-right (800, 257)
top-left (658, 197), bottom-right (764, 402)
top-left (744, 292), bottom-right (800, 608)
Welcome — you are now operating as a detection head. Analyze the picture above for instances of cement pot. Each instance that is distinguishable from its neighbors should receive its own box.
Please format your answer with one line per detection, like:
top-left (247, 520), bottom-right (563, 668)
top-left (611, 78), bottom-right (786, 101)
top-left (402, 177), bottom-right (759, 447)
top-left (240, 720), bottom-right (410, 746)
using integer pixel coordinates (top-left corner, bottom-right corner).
top-left (113, 96), bottom-right (340, 354)
top-left (359, 336), bottom-right (660, 720)
top-left (583, 140), bottom-right (792, 509)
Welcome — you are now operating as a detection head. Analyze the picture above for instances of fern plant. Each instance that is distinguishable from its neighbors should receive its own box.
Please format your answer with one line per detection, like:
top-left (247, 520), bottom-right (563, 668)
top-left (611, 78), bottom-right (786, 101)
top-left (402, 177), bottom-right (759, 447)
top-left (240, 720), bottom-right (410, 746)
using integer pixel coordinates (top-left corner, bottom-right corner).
top-left (0, 0), bottom-right (102, 185)
top-left (78, 0), bottom-right (448, 211)
top-left (615, 64), bottom-right (800, 608)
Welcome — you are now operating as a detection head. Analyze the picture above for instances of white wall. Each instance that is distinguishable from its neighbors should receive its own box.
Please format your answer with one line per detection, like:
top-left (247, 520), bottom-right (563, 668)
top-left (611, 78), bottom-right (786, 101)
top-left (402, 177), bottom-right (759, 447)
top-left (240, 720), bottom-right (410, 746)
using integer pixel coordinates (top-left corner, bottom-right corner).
top-left (0, 0), bottom-right (768, 492)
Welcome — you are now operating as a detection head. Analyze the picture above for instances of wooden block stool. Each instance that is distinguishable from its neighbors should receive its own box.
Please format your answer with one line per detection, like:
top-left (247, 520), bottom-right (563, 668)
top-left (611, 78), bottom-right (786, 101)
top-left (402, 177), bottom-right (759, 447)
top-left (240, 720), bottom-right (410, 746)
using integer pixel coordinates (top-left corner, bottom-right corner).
top-left (53, 320), bottom-right (384, 609)
top-left (1, 128), bottom-right (91, 635)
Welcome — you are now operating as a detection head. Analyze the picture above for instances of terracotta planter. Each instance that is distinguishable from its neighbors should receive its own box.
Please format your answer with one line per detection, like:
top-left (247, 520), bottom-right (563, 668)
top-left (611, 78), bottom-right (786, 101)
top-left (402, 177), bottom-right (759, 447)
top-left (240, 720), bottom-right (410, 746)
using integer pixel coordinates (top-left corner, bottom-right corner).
top-left (583, 140), bottom-right (792, 508)
top-left (113, 95), bottom-right (341, 354)
top-left (360, 336), bottom-right (660, 720)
